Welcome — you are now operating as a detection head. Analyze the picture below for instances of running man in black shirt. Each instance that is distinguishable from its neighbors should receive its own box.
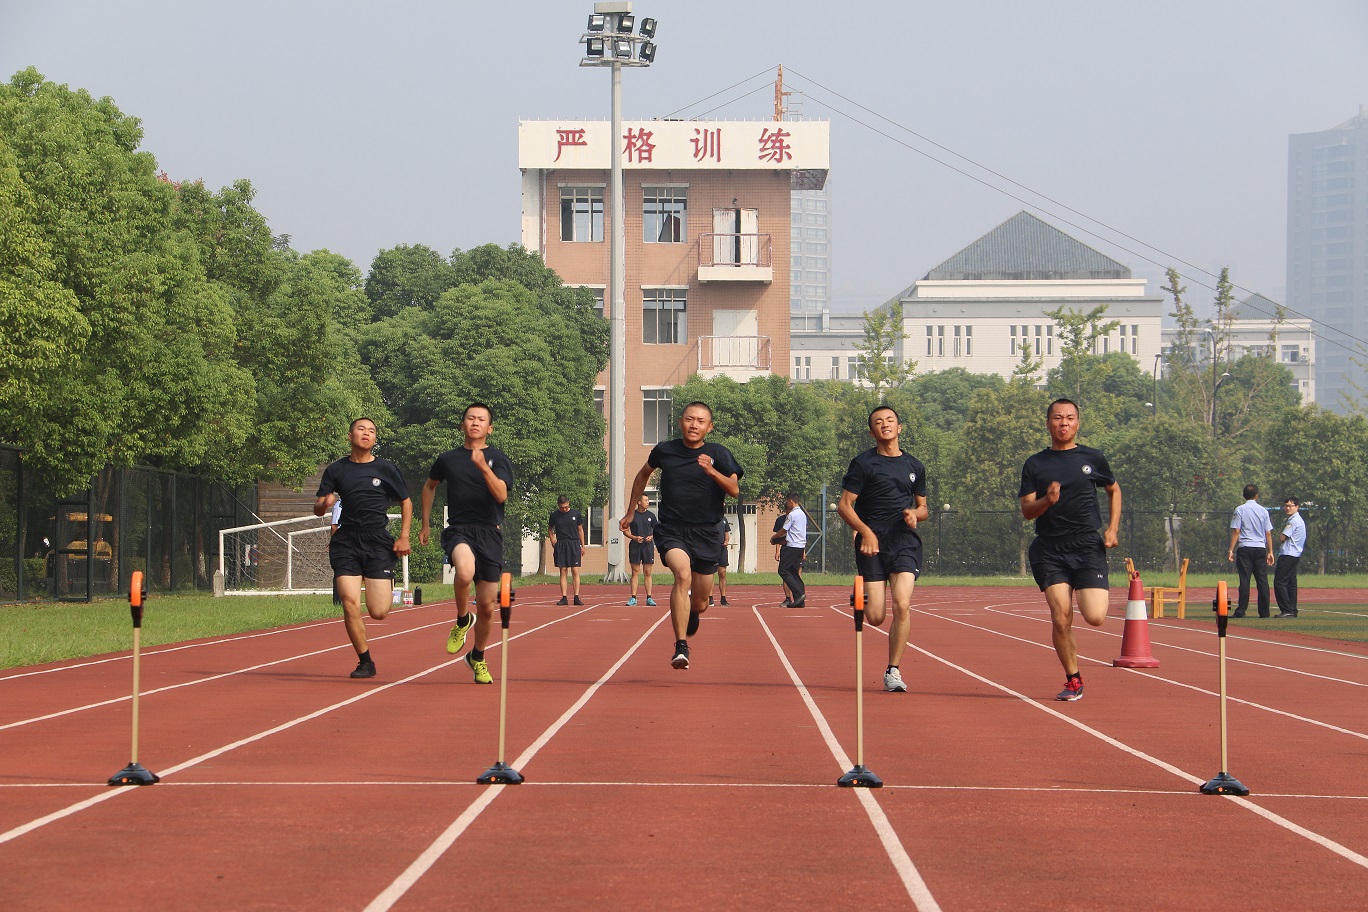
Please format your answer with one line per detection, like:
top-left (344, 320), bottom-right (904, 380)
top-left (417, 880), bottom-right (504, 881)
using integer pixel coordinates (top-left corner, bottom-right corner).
top-left (1018, 398), bottom-right (1122, 702)
top-left (837, 406), bottom-right (928, 693)
top-left (314, 418), bottom-right (413, 679)
top-left (620, 402), bottom-right (742, 670)
top-left (549, 496), bottom-right (586, 605)
top-left (419, 403), bottom-right (514, 685)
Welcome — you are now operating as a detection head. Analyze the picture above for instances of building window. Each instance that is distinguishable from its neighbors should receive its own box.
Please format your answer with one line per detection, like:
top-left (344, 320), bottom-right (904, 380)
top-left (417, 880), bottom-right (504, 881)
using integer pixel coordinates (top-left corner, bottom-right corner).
top-left (561, 187), bottom-right (603, 242)
top-left (965, 325), bottom-right (973, 356)
top-left (1034, 325), bottom-right (1044, 356)
top-left (643, 288), bottom-right (687, 344)
top-left (1010, 325), bottom-right (1018, 353)
top-left (573, 285), bottom-right (606, 318)
top-left (643, 186), bottom-right (687, 243)
top-left (643, 389), bottom-right (672, 444)
top-left (793, 356), bottom-right (811, 380)
top-left (1130, 324), bottom-right (1138, 354)
top-left (593, 388), bottom-right (604, 420)
top-left (831, 356), bottom-right (841, 379)
top-left (848, 356), bottom-right (861, 380)
top-left (586, 504), bottom-right (605, 546)
top-left (1281, 344), bottom-right (1300, 363)
top-left (927, 325), bottom-right (934, 357)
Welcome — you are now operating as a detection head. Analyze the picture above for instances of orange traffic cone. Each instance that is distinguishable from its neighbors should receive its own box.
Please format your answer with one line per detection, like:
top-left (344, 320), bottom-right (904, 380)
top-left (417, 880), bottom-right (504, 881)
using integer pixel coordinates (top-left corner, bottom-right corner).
top-left (1113, 571), bottom-right (1160, 668)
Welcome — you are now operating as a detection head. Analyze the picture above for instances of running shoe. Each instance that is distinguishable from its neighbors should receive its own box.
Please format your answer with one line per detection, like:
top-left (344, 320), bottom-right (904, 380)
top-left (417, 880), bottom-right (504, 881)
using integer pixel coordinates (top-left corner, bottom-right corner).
top-left (465, 653), bottom-right (493, 684)
top-left (573, 595), bottom-right (583, 606)
top-left (671, 643), bottom-right (691, 669)
top-left (646, 596), bottom-right (656, 606)
top-left (627, 596), bottom-right (638, 606)
top-left (1055, 677), bottom-right (1084, 702)
top-left (446, 613), bottom-right (473, 655)
top-left (687, 610), bottom-right (701, 636)
top-left (720, 596), bottom-right (730, 606)
top-left (557, 596), bottom-right (569, 606)
top-left (708, 596), bottom-right (714, 607)
top-left (350, 660), bottom-right (376, 679)
top-left (883, 667), bottom-right (907, 693)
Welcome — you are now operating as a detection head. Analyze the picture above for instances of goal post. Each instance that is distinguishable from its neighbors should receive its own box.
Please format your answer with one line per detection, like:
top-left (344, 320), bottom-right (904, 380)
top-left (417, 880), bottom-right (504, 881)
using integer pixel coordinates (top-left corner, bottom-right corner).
top-left (216, 514), bottom-right (409, 596)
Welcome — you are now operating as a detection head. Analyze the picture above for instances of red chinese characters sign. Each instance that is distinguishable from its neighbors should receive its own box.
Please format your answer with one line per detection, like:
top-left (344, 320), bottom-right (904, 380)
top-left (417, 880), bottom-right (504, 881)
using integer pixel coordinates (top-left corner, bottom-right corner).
top-left (520, 121), bottom-right (828, 171)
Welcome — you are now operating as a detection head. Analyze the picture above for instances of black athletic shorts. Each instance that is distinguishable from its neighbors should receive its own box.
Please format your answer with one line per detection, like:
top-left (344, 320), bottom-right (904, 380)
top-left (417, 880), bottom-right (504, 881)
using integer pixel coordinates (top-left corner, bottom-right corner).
top-left (329, 526), bottom-right (396, 580)
top-left (1029, 531), bottom-right (1109, 591)
top-left (854, 525), bottom-right (922, 582)
top-left (654, 522), bottom-right (724, 575)
top-left (441, 523), bottom-right (504, 583)
top-left (628, 541), bottom-right (656, 565)
top-left (553, 539), bottom-right (583, 569)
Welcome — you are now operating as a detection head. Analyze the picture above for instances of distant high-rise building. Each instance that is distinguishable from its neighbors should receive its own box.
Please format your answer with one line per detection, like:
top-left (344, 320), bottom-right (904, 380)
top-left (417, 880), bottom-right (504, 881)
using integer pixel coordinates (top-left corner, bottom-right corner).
top-left (790, 182), bottom-right (831, 332)
top-left (1287, 108), bottom-right (1368, 412)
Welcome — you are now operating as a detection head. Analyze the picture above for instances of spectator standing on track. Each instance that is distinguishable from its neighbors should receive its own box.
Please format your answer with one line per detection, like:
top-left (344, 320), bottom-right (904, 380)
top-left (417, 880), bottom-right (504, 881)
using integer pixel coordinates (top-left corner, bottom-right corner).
top-left (710, 519), bottom-right (732, 607)
top-left (314, 418), bottom-right (412, 680)
top-left (627, 494), bottom-right (657, 607)
top-left (776, 493), bottom-right (808, 607)
top-left (1227, 483), bottom-right (1275, 618)
top-left (838, 406), bottom-right (929, 693)
top-left (1274, 496), bottom-right (1306, 618)
top-left (548, 496), bottom-right (586, 606)
top-left (621, 401), bottom-right (743, 671)
top-left (1019, 398), bottom-right (1121, 702)
top-left (419, 403), bottom-right (514, 685)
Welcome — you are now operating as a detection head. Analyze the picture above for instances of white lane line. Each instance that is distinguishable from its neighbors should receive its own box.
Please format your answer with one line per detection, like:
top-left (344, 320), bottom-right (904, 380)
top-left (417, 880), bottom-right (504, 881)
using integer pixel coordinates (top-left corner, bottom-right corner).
top-left (914, 606), bottom-right (1368, 741)
top-left (835, 607), bottom-right (1368, 871)
top-left (0, 608), bottom-right (603, 846)
top-left (363, 612), bottom-right (668, 912)
top-left (754, 608), bottom-right (942, 912)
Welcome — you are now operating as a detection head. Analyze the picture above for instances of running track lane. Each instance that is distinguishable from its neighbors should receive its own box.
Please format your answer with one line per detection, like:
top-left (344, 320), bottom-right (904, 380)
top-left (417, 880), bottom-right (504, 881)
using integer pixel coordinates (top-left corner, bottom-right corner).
top-left (1, 585), bottom-right (1366, 910)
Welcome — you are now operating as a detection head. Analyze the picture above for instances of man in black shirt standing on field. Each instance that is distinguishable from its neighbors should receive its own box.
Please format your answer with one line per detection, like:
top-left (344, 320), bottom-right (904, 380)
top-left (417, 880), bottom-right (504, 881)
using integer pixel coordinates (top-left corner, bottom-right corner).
top-left (1019, 398), bottom-right (1122, 703)
top-left (837, 406), bottom-right (928, 693)
top-left (621, 401), bottom-right (742, 671)
top-left (419, 403), bottom-right (514, 685)
top-left (549, 496), bottom-right (586, 606)
top-left (314, 418), bottom-right (412, 680)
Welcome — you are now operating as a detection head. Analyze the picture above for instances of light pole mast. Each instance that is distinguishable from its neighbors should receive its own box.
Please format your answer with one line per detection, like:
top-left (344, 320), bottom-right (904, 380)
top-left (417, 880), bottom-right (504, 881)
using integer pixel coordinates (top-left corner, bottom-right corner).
top-left (581, 2), bottom-right (656, 583)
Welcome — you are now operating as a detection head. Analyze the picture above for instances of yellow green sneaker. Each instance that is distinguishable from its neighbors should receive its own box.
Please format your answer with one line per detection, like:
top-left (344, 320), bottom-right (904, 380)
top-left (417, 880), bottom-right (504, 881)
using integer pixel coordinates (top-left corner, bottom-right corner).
top-left (446, 614), bottom-right (473, 655)
top-left (465, 652), bottom-right (493, 684)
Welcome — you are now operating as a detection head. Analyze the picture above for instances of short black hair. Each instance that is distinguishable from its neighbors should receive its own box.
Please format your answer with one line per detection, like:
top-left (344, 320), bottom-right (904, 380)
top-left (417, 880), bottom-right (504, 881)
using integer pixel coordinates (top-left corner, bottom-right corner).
top-left (1283, 495), bottom-right (1300, 506)
top-left (786, 492), bottom-right (802, 504)
top-left (350, 417), bottom-right (376, 432)
top-left (557, 495), bottom-right (570, 505)
top-left (1046, 398), bottom-right (1079, 418)
top-left (1243, 484), bottom-right (1259, 500)
top-left (681, 401), bottom-right (713, 419)
top-left (868, 405), bottom-right (900, 429)
top-left (463, 402), bottom-right (493, 422)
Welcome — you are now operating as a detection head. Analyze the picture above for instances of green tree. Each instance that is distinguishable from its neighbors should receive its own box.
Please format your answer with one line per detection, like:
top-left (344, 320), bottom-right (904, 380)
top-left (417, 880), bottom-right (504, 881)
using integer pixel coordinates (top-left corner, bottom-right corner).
top-left (1161, 267), bottom-right (1200, 370)
top-left (364, 243), bottom-right (458, 320)
top-left (1267, 407), bottom-right (1368, 573)
top-left (853, 301), bottom-right (915, 397)
top-left (908, 368), bottom-right (1005, 433)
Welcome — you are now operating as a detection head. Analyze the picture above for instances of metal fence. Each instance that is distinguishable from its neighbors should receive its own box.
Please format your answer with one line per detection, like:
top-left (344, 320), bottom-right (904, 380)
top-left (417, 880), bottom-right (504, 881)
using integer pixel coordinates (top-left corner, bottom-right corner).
top-left (808, 508), bottom-right (1367, 578)
top-left (0, 445), bottom-right (258, 602)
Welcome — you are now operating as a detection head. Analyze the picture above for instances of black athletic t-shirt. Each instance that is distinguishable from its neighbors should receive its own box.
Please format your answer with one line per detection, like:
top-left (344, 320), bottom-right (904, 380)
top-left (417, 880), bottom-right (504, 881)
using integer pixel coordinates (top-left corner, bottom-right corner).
top-left (630, 509), bottom-right (658, 539)
top-left (316, 457), bottom-right (410, 531)
top-left (648, 438), bottom-right (743, 527)
top-left (1018, 445), bottom-right (1116, 538)
top-left (841, 448), bottom-right (928, 531)
top-left (428, 446), bottom-right (514, 526)
top-left (548, 508), bottom-right (584, 540)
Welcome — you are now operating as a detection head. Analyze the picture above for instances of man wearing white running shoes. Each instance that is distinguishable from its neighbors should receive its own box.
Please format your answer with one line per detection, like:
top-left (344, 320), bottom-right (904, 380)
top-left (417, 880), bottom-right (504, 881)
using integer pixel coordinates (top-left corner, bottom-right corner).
top-left (837, 406), bottom-right (928, 693)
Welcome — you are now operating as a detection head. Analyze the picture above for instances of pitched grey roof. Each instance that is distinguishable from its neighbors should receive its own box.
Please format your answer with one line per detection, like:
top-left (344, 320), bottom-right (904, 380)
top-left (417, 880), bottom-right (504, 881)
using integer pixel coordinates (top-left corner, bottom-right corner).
top-left (1231, 293), bottom-right (1282, 321)
top-left (924, 211), bottom-right (1131, 281)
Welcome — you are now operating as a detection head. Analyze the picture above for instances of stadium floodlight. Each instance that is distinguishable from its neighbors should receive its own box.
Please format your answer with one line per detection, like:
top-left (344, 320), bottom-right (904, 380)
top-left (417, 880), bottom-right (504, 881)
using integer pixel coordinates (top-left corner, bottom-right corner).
top-left (587, 13), bottom-right (607, 31)
top-left (578, 2), bottom-right (657, 584)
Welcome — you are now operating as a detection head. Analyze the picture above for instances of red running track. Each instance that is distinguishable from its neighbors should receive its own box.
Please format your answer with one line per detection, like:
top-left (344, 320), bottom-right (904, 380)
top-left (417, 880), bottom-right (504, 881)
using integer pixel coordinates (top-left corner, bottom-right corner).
top-left (2, 584), bottom-right (1366, 911)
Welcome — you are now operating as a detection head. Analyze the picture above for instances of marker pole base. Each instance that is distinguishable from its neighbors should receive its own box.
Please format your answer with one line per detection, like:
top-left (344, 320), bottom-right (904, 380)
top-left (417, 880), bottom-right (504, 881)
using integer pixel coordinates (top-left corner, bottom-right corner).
top-left (1200, 772), bottom-right (1249, 796)
top-left (837, 765), bottom-right (883, 788)
top-left (108, 762), bottom-right (160, 786)
top-left (476, 761), bottom-right (524, 785)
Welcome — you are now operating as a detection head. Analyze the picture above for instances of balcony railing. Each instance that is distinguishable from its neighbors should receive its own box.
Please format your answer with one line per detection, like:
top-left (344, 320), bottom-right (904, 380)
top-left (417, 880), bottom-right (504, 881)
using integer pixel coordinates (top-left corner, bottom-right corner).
top-left (698, 335), bottom-right (771, 374)
top-left (698, 233), bottom-right (773, 283)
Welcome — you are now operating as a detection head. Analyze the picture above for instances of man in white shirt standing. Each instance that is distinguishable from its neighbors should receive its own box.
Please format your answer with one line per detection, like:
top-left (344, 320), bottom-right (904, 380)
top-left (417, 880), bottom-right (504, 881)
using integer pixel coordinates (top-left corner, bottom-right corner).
top-left (1227, 484), bottom-right (1274, 618)
top-left (776, 493), bottom-right (807, 608)
top-left (1274, 496), bottom-right (1306, 618)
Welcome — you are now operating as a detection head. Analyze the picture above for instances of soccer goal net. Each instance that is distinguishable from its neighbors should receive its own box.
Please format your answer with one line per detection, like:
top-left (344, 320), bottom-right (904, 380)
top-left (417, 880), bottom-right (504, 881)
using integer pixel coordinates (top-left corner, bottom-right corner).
top-left (216, 514), bottom-right (409, 596)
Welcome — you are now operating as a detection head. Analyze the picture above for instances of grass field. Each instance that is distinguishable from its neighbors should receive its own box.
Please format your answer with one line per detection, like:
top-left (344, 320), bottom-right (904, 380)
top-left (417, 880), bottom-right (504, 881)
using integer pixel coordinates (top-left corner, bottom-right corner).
top-left (2, 573), bottom-right (1364, 670)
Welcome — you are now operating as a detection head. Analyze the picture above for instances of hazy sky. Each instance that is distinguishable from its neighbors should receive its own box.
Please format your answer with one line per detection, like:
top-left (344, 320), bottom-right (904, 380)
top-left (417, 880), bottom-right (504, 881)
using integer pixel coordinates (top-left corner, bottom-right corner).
top-left (4, 1), bottom-right (1366, 319)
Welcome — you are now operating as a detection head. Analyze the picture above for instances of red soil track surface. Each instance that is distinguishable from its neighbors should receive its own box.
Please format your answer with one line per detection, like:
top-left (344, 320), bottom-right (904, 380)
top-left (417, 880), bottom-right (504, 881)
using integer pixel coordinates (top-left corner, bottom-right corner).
top-left (3, 583), bottom-right (1366, 911)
